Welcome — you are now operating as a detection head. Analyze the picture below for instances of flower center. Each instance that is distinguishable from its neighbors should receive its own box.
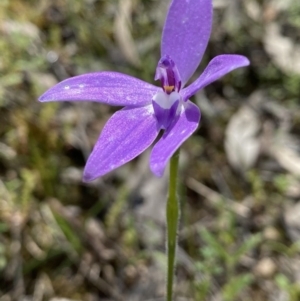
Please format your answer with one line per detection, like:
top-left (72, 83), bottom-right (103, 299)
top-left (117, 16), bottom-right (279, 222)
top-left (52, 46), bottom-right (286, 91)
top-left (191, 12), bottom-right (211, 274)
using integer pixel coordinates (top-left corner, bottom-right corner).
top-left (152, 55), bottom-right (182, 130)
top-left (155, 55), bottom-right (181, 94)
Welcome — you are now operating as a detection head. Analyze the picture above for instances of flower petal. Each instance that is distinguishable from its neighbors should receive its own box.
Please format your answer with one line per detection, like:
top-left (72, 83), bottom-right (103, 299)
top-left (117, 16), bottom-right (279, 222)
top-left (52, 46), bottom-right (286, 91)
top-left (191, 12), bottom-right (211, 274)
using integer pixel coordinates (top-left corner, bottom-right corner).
top-left (181, 55), bottom-right (250, 100)
top-left (39, 72), bottom-right (159, 106)
top-left (83, 105), bottom-right (159, 181)
top-left (161, 0), bottom-right (212, 86)
top-left (150, 101), bottom-right (200, 177)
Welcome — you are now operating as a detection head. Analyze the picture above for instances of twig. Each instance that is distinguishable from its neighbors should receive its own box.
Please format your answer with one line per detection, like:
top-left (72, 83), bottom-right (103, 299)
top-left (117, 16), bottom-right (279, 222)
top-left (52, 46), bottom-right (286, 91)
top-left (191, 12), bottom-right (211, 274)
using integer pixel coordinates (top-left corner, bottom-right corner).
top-left (186, 177), bottom-right (250, 218)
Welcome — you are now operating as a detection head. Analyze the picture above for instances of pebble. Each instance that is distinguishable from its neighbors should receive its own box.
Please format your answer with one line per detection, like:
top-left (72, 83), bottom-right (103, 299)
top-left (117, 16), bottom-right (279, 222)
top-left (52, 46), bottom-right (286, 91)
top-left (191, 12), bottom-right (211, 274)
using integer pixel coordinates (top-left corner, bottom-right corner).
top-left (263, 227), bottom-right (281, 240)
top-left (254, 258), bottom-right (277, 278)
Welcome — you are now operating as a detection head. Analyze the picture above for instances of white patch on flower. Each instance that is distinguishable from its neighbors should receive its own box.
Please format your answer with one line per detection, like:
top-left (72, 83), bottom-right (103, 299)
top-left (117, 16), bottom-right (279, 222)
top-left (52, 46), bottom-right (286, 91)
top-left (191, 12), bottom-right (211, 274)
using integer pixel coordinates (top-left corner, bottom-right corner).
top-left (64, 85), bottom-right (70, 90)
top-left (79, 84), bottom-right (85, 88)
top-left (127, 112), bottom-right (137, 120)
top-left (181, 129), bottom-right (186, 135)
top-left (153, 91), bottom-right (181, 109)
top-left (145, 104), bottom-right (154, 115)
top-left (178, 103), bottom-right (185, 114)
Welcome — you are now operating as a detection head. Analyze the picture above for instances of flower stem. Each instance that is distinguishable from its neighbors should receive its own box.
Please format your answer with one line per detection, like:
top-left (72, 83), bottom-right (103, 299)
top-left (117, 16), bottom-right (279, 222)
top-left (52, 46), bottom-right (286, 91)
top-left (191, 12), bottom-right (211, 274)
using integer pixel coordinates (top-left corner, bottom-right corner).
top-left (166, 149), bottom-right (180, 301)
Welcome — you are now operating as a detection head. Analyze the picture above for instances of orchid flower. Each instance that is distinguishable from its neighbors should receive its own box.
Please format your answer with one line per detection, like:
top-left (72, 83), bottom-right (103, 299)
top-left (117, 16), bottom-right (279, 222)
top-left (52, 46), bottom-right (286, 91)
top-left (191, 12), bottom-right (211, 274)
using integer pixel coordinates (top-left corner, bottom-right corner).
top-left (39, 0), bottom-right (249, 182)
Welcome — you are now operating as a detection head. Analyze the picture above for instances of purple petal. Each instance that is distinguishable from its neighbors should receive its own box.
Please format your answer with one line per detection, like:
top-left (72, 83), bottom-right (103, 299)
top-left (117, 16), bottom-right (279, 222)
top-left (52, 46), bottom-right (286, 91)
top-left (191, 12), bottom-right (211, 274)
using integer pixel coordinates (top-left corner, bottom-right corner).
top-left (150, 101), bottom-right (200, 177)
top-left (181, 55), bottom-right (250, 100)
top-left (39, 72), bottom-right (159, 106)
top-left (83, 105), bottom-right (159, 181)
top-left (161, 0), bottom-right (212, 86)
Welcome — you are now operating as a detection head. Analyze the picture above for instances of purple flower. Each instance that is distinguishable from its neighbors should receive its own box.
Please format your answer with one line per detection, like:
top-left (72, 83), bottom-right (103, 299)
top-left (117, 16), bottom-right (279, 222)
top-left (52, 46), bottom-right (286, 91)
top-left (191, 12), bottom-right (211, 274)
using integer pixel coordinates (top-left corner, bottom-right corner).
top-left (39, 0), bottom-right (249, 182)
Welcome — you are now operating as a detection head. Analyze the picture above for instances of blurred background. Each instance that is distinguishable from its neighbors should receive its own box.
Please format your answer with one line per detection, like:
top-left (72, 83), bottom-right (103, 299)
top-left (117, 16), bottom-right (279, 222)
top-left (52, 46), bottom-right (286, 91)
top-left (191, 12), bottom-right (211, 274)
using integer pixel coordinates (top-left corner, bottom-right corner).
top-left (1, 0), bottom-right (300, 300)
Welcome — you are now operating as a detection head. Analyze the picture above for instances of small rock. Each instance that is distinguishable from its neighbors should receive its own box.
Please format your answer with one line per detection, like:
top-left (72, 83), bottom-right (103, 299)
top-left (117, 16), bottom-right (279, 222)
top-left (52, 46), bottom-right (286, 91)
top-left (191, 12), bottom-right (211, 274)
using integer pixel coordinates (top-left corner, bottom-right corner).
top-left (283, 202), bottom-right (300, 242)
top-left (61, 167), bottom-right (83, 184)
top-left (0, 142), bottom-right (16, 161)
top-left (225, 105), bottom-right (261, 172)
top-left (124, 264), bottom-right (138, 286)
top-left (254, 258), bottom-right (277, 278)
top-left (263, 227), bottom-right (281, 241)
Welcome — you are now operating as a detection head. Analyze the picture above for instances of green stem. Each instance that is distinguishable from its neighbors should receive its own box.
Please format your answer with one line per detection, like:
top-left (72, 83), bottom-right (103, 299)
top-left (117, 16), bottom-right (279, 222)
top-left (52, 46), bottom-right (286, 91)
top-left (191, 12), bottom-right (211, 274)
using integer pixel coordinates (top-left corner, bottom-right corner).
top-left (166, 149), bottom-right (180, 301)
